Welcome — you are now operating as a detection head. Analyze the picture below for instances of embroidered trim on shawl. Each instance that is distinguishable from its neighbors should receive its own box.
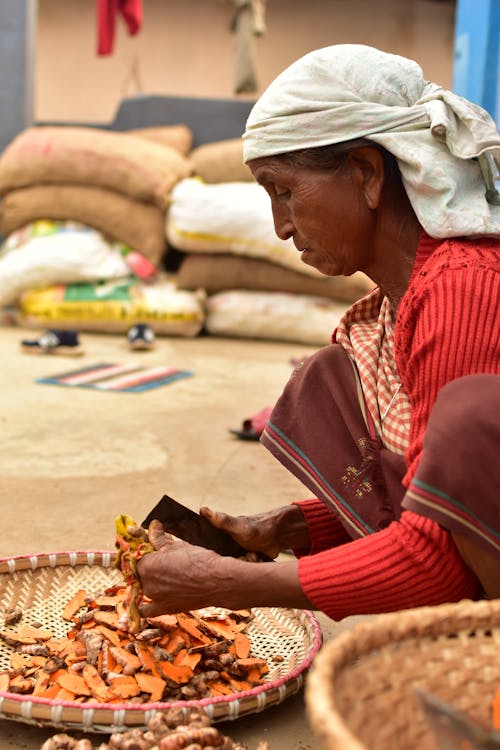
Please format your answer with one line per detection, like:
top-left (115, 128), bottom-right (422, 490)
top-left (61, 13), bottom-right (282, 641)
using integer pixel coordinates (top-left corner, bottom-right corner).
top-left (263, 420), bottom-right (374, 538)
top-left (407, 477), bottom-right (500, 555)
top-left (335, 288), bottom-right (411, 455)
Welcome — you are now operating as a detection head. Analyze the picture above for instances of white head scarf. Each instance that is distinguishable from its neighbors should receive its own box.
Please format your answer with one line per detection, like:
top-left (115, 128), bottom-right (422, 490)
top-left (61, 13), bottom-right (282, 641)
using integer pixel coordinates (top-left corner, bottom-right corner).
top-left (243, 44), bottom-right (500, 238)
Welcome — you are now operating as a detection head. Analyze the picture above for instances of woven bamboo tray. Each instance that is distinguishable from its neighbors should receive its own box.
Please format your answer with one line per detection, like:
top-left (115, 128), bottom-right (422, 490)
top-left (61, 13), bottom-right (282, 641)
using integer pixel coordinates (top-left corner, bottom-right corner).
top-left (0, 550), bottom-right (322, 733)
top-left (305, 598), bottom-right (500, 750)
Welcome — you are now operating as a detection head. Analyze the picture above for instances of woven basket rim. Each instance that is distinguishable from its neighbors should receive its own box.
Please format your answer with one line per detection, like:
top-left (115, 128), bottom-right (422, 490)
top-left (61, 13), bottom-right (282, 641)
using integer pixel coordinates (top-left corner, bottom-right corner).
top-left (0, 549), bottom-right (323, 732)
top-left (306, 597), bottom-right (500, 750)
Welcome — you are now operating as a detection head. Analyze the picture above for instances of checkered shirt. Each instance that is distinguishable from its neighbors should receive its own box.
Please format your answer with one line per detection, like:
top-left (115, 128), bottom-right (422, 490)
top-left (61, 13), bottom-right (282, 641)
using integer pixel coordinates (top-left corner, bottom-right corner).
top-left (335, 288), bottom-right (411, 456)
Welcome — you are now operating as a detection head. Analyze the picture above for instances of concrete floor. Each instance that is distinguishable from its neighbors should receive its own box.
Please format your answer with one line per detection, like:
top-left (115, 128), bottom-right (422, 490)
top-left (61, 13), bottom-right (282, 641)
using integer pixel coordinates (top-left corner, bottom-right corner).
top-left (0, 325), bottom-right (369, 750)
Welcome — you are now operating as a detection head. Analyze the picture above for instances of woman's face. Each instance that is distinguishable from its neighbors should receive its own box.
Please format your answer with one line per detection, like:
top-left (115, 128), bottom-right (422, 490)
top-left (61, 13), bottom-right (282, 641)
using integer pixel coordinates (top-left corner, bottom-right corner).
top-left (248, 154), bottom-right (377, 277)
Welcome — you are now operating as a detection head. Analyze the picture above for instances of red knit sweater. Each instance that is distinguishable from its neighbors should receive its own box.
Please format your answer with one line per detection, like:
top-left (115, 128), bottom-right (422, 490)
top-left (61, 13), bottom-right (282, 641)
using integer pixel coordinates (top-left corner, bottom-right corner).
top-left (296, 233), bottom-right (500, 619)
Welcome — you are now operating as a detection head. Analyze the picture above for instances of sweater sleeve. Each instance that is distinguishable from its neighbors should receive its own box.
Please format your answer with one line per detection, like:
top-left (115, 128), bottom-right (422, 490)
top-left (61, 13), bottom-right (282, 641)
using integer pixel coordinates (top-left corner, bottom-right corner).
top-left (293, 498), bottom-right (352, 556)
top-left (298, 509), bottom-right (479, 620)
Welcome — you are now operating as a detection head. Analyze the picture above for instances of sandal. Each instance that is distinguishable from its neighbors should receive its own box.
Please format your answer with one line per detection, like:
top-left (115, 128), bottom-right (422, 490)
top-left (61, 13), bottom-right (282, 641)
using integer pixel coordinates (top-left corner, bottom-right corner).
top-left (230, 406), bottom-right (273, 441)
top-left (21, 329), bottom-right (84, 356)
top-left (127, 323), bottom-right (156, 351)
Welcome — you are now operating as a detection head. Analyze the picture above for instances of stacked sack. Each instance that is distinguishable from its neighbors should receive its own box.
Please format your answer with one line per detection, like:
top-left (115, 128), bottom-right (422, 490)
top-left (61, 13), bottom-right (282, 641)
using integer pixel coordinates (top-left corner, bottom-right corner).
top-left (0, 124), bottom-right (193, 267)
top-left (168, 138), bottom-right (374, 346)
top-left (0, 126), bottom-right (207, 337)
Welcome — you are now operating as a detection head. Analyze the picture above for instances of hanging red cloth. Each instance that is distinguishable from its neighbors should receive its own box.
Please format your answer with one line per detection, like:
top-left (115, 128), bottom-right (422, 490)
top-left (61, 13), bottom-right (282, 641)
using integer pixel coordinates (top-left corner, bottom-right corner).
top-left (96, 0), bottom-right (143, 56)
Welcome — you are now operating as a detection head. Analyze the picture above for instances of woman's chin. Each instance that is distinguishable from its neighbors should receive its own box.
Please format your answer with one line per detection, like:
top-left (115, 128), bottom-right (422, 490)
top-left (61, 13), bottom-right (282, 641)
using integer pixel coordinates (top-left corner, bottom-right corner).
top-left (301, 251), bottom-right (339, 277)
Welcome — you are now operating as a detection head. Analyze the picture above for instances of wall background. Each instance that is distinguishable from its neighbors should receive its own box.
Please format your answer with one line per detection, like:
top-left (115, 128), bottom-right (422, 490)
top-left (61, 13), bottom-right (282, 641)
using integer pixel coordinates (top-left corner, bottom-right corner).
top-left (35, 0), bottom-right (457, 125)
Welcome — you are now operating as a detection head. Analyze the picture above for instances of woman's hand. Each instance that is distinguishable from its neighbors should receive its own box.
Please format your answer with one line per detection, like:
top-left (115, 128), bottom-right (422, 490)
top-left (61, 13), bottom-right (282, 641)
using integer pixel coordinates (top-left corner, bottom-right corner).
top-left (137, 518), bottom-right (314, 616)
top-left (137, 520), bottom-right (226, 616)
top-left (199, 504), bottom-right (310, 559)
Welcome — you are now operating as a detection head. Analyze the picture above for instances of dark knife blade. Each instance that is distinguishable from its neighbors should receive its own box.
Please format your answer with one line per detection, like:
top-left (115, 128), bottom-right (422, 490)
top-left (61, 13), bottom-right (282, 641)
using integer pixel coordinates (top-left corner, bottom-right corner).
top-left (141, 494), bottom-right (260, 558)
top-left (415, 688), bottom-right (500, 750)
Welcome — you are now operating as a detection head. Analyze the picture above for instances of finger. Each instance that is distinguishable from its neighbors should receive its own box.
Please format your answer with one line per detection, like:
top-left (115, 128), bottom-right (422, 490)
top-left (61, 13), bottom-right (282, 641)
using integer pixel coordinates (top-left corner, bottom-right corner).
top-left (139, 600), bottom-right (169, 618)
top-left (147, 519), bottom-right (173, 550)
top-left (200, 506), bottom-right (235, 531)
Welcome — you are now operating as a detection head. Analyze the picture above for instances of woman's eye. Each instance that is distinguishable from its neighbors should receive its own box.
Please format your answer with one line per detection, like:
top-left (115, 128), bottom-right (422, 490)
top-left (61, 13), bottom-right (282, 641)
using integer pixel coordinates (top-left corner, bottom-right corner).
top-left (274, 185), bottom-right (290, 199)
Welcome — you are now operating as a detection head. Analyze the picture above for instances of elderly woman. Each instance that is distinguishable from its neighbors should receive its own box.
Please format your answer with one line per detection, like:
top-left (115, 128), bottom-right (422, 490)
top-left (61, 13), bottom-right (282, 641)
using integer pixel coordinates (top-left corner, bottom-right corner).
top-left (138, 45), bottom-right (500, 620)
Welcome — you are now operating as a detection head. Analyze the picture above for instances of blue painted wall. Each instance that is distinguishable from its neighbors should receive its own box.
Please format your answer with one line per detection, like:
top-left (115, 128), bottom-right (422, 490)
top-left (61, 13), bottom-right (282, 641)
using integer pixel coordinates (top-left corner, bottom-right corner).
top-left (0, 0), bottom-right (36, 154)
top-left (453, 0), bottom-right (500, 121)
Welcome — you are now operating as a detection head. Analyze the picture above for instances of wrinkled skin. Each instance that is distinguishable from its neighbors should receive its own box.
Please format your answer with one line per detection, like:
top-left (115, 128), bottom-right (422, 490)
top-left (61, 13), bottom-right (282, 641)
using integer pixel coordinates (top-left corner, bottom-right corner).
top-left (137, 505), bottom-right (312, 616)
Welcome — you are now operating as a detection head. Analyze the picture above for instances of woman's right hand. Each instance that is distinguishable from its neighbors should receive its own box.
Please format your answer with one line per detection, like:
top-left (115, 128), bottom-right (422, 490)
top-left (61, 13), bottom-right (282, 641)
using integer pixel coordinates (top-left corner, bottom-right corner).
top-left (199, 504), bottom-right (310, 559)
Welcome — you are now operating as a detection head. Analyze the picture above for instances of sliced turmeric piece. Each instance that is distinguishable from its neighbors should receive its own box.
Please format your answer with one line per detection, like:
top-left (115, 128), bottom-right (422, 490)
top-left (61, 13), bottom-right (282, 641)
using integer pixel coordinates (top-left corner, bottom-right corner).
top-left (235, 657), bottom-right (268, 670)
top-left (96, 625), bottom-right (122, 648)
top-left (9, 674), bottom-right (33, 693)
top-left (233, 632), bottom-right (251, 659)
top-left (163, 629), bottom-right (187, 654)
top-left (157, 660), bottom-right (194, 685)
top-left (18, 625), bottom-right (54, 641)
top-left (174, 649), bottom-right (201, 671)
top-left (32, 671), bottom-right (51, 696)
top-left (108, 675), bottom-right (140, 700)
top-left (92, 610), bottom-right (121, 629)
top-left (135, 643), bottom-right (162, 677)
top-left (62, 589), bottom-right (88, 621)
top-left (82, 664), bottom-right (114, 702)
top-left (198, 619), bottom-right (238, 641)
top-left (493, 687), bottom-right (500, 730)
top-left (36, 683), bottom-right (60, 700)
top-left (176, 613), bottom-right (211, 644)
top-left (56, 687), bottom-right (77, 701)
top-left (135, 672), bottom-right (166, 702)
top-left (56, 671), bottom-right (91, 697)
top-left (10, 653), bottom-right (35, 670)
top-left (148, 614), bottom-right (178, 629)
top-left (246, 667), bottom-right (263, 684)
top-left (209, 679), bottom-right (233, 695)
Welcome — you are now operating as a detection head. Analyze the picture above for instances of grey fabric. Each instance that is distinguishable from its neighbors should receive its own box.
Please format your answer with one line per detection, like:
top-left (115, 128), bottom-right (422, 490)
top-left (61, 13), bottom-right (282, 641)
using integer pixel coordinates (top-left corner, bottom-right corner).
top-left (243, 44), bottom-right (500, 238)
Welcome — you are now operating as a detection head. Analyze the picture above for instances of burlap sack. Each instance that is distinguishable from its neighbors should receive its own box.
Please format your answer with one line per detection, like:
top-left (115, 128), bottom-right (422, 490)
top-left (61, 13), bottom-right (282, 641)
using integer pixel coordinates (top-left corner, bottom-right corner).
top-left (189, 138), bottom-right (254, 183)
top-left (0, 126), bottom-right (193, 208)
top-left (0, 185), bottom-right (167, 266)
top-left (128, 124), bottom-right (193, 156)
top-left (176, 253), bottom-right (373, 303)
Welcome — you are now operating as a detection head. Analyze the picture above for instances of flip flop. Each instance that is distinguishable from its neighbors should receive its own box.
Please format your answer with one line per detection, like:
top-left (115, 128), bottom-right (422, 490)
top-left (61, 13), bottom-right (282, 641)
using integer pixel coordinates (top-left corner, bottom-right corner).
top-left (20, 329), bottom-right (84, 356)
top-left (230, 406), bottom-right (273, 441)
top-left (127, 323), bottom-right (156, 351)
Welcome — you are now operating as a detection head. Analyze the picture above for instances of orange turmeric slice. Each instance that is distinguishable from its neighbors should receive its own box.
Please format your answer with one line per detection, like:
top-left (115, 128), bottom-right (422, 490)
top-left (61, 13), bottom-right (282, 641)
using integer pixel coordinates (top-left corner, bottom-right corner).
top-left (62, 589), bottom-right (88, 621)
top-left (56, 671), bottom-right (91, 697)
top-left (82, 664), bottom-right (114, 702)
top-left (493, 688), bottom-right (500, 730)
top-left (108, 675), bottom-right (140, 700)
top-left (233, 632), bottom-right (251, 659)
top-left (135, 672), bottom-right (166, 702)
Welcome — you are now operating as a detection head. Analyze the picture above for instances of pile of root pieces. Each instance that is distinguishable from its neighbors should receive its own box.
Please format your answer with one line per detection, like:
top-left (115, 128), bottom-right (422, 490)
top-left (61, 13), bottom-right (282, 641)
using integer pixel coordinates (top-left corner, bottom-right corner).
top-left (40, 707), bottom-right (271, 749)
top-left (0, 586), bottom-right (272, 703)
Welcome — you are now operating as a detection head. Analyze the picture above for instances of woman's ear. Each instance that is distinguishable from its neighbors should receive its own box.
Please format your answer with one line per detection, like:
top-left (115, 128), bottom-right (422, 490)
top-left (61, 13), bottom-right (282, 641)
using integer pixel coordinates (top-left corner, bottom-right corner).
top-left (346, 147), bottom-right (385, 209)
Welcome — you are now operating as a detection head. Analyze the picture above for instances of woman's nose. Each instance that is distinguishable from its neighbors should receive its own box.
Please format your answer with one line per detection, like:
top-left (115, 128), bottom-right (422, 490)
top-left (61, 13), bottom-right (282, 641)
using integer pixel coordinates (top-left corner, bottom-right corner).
top-left (272, 206), bottom-right (294, 241)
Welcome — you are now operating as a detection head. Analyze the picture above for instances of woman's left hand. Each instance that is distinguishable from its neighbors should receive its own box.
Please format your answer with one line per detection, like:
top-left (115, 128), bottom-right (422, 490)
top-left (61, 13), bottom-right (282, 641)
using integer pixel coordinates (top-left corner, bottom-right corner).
top-left (137, 520), bottom-right (226, 616)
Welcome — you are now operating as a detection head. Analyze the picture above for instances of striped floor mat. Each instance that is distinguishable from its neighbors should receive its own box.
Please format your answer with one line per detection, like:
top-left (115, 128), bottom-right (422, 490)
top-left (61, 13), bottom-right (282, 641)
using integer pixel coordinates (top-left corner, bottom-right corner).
top-left (36, 362), bottom-right (194, 393)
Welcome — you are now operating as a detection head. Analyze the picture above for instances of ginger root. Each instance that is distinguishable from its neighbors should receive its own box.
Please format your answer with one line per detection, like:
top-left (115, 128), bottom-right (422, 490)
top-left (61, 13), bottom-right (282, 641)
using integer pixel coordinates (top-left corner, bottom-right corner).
top-left (114, 514), bottom-right (154, 634)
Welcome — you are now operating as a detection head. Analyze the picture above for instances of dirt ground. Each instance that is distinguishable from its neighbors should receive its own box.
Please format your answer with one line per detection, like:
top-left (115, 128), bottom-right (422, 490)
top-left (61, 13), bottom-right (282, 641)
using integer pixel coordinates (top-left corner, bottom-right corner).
top-left (0, 325), bottom-right (370, 750)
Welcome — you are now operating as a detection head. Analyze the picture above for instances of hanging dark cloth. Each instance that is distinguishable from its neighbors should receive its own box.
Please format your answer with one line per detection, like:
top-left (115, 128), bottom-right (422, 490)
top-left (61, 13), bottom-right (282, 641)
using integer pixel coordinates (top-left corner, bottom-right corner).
top-left (96, 0), bottom-right (143, 56)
